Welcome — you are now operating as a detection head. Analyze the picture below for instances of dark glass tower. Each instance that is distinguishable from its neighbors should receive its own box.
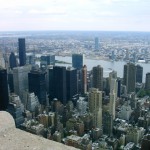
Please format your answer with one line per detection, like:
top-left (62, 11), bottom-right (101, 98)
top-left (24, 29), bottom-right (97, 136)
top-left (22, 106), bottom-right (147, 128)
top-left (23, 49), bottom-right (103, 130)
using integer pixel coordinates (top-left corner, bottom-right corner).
top-left (117, 79), bottom-right (121, 98)
top-left (28, 69), bottom-right (46, 105)
top-left (66, 67), bottom-right (78, 101)
top-left (41, 55), bottom-right (55, 68)
top-left (92, 65), bottom-right (103, 91)
top-left (0, 67), bottom-right (9, 110)
top-left (136, 65), bottom-right (143, 83)
top-left (49, 66), bottom-right (67, 105)
top-left (72, 54), bottom-right (84, 70)
top-left (123, 63), bottom-right (136, 93)
top-left (145, 73), bottom-right (150, 90)
top-left (9, 52), bottom-right (17, 69)
top-left (8, 72), bottom-right (14, 93)
top-left (18, 38), bottom-right (26, 66)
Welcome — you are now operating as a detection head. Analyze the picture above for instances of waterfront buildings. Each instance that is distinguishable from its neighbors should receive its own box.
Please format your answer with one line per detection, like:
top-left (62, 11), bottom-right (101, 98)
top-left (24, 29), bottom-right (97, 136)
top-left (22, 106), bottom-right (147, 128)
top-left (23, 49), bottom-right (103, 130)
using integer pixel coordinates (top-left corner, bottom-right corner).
top-left (72, 54), bottom-right (84, 70)
top-left (40, 55), bottom-right (55, 68)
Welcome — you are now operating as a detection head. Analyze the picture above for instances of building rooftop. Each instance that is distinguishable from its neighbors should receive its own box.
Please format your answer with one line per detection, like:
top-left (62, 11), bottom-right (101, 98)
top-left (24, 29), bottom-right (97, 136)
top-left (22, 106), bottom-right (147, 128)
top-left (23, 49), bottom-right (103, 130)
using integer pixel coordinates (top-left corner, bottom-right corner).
top-left (0, 111), bottom-right (78, 150)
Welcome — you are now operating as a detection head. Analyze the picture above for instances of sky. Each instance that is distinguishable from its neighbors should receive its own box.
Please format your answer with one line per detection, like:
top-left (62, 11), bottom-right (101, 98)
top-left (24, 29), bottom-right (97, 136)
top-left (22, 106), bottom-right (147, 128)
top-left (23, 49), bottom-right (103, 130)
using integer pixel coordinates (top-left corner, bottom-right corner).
top-left (0, 0), bottom-right (150, 31)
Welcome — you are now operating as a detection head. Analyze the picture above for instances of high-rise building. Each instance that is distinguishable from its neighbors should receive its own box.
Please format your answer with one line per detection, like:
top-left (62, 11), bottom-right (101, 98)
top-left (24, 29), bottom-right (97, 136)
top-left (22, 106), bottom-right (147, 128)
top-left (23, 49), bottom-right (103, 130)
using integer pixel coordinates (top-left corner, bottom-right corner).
top-left (66, 67), bottom-right (78, 101)
top-left (123, 63), bottom-right (136, 94)
top-left (108, 70), bottom-right (117, 94)
top-left (95, 37), bottom-right (99, 51)
top-left (23, 91), bottom-right (39, 112)
top-left (109, 92), bottom-right (116, 120)
top-left (41, 55), bottom-right (55, 68)
top-left (28, 69), bottom-right (46, 105)
top-left (49, 66), bottom-right (54, 99)
top-left (136, 65), bottom-right (143, 83)
top-left (13, 65), bottom-right (31, 100)
top-left (52, 66), bottom-right (67, 105)
top-left (0, 67), bottom-right (9, 110)
top-left (103, 111), bottom-right (113, 136)
top-left (92, 65), bottom-right (103, 91)
top-left (117, 78), bottom-right (121, 97)
top-left (7, 93), bottom-right (24, 127)
top-left (88, 88), bottom-right (102, 128)
top-left (8, 71), bottom-right (14, 93)
top-left (26, 54), bottom-right (35, 65)
top-left (9, 52), bottom-right (17, 70)
top-left (72, 54), bottom-right (84, 70)
top-left (0, 51), bottom-right (5, 68)
top-left (145, 73), bottom-right (150, 90)
top-left (81, 65), bottom-right (87, 94)
top-left (18, 38), bottom-right (26, 66)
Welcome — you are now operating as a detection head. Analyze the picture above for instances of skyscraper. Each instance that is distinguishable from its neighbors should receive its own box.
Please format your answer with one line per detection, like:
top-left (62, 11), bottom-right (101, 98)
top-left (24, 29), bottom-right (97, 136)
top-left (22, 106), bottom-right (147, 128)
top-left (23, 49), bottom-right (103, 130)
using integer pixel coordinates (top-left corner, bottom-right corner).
top-left (52, 66), bottom-right (67, 105)
top-left (66, 67), bottom-right (78, 101)
top-left (18, 38), bottom-right (26, 66)
top-left (9, 52), bottom-right (17, 70)
top-left (145, 73), bottom-right (150, 90)
top-left (136, 65), bottom-right (143, 83)
top-left (95, 37), bottom-right (99, 51)
top-left (28, 69), bottom-right (46, 105)
top-left (72, 54), bottom-right (84, 70)
top-left (13, 65), bottom-right (31, 100)
top-left (81, 65), bottom-right (87, 94)
top-left (88, 88), bottom-right (102, 128)
top-left (123, 63), bottom-right (136, 94)
top-left (92, 65), bottom-right (103, 91)
top-left (0, 67), bottom-right (9, 110)
top-left (103, 111), bottom-right (113, 136)
top-left (109, 91), bottom-right (116, 120)
top-left (40, 55), bottom-right (55, 68)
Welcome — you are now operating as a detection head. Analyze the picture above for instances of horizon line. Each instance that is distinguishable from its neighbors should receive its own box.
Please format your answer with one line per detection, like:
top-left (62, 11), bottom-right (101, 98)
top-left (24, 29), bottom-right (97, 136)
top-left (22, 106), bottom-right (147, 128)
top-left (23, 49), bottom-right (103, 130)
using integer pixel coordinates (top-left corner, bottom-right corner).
top-left (0, 30), bottom-right (150, 33)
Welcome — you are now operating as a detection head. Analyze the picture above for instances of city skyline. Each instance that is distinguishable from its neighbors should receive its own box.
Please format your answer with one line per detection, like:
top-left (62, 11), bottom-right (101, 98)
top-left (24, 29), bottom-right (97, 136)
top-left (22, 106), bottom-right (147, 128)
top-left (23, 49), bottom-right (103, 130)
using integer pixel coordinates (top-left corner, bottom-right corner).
top-left (0, 0), bottom-right (150, 31)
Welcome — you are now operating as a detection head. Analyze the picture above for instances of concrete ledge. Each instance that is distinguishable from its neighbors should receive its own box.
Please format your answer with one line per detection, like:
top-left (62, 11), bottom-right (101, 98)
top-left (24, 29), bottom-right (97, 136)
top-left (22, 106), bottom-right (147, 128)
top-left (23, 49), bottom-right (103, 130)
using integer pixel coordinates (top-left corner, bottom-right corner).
top-left (0, 111), bottom-right (15, 134)
top-left (0, 111), bottom-right (79, 150)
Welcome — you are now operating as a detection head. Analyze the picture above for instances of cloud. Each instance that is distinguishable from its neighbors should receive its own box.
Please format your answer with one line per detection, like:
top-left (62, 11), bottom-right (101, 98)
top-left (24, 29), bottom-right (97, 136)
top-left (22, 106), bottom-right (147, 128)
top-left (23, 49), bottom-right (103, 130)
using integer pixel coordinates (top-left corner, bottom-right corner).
top-left (94, 11), bottom-right (118, 17)
top-left (28, 8), bottom-right (67, 15)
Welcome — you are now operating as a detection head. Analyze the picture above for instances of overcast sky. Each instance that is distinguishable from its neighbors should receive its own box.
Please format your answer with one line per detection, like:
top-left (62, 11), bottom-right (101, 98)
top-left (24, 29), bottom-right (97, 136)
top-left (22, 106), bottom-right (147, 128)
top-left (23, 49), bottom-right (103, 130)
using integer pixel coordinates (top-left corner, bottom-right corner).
top-left (0, 0), bottom-right (150, 31)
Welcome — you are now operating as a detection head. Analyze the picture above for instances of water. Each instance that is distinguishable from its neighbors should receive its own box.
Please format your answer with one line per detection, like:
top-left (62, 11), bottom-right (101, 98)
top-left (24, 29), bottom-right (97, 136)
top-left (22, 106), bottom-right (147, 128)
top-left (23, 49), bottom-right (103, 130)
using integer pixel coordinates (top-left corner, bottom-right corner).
top-left (55, 56), bottom-right (150, 82)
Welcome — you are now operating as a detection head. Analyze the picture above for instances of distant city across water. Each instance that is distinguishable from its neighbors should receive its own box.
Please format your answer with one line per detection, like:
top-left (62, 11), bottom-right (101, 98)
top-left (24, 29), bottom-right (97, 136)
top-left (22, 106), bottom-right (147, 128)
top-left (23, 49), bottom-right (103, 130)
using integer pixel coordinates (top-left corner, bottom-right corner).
top-left (54, 56), bottom-right (149, 82)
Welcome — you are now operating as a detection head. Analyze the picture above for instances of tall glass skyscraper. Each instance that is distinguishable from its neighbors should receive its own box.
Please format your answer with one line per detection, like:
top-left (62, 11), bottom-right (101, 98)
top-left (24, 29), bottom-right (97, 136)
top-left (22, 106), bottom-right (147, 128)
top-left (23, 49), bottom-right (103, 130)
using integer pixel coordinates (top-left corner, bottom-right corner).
top-left (136, 65), bottom-right (143, 83)
top-left (123, 63), bottom-right (136, 93)
top-left (18, 38), bottom-right (26, 66)
top-left (28, 69), bottom-right (46, 105)
top-left (92, 65), bottom-right (103, 91)
top-left (66, 67), bottom-right (78, 101)
top-left (72, 54), bottom-right (84, 70)
top-left (9, 52), bottom-right (17, 70)
top-left (51, 66), bottom-right (67, 105)
top-left (0, 67), bottom-right (9, 110)
top-left (145, 73), bottom-right (150, 90)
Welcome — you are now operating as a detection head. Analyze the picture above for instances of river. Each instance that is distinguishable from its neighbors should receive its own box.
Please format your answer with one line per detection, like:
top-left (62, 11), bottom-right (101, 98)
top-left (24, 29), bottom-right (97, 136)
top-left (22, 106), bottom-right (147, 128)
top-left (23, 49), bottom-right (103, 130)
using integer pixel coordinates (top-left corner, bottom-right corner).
top-left (55, 56), bottom-right (150, 82)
